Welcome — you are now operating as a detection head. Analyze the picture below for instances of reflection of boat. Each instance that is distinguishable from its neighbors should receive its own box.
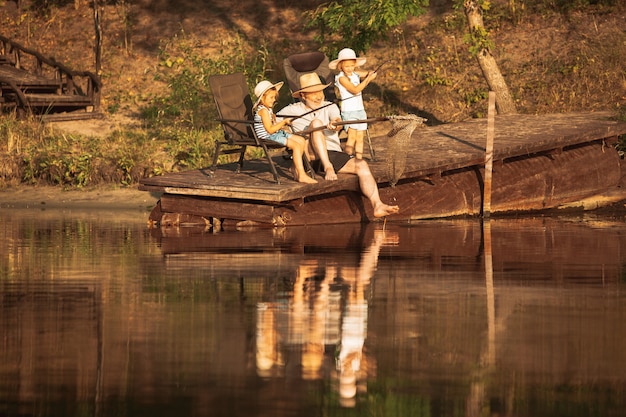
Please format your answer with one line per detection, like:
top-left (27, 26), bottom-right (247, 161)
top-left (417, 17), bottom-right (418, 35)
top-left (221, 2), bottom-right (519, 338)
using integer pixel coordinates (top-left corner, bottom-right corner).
top-left (140, 112), bottom-right (626, 227)
top-left (152, 223), bottom-right (370, 255)
top-left (152, 217), bottom-right (626, 284)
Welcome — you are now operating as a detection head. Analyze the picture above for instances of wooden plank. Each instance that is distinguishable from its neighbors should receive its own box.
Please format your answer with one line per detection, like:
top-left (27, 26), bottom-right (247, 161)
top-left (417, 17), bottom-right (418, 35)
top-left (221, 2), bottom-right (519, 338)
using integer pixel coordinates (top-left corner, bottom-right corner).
top-left (23, 93), bottom-right (93, 107)
top-left (41, 111), bottom-right (103, 122)
top-left (0, 65), bottom-right (61, 88)
top-left (139, 159), bottom-right (360, 202)
top-left (159, 193), bottom-right (277, 223)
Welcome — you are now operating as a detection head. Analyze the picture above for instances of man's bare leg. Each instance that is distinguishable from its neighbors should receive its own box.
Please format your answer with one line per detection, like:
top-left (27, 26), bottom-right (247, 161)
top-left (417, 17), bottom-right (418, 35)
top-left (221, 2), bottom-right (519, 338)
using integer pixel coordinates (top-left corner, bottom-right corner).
top-left (309, 120), bottom-right (337, 181)
top-left (340, 159), bottom-right (399, 218)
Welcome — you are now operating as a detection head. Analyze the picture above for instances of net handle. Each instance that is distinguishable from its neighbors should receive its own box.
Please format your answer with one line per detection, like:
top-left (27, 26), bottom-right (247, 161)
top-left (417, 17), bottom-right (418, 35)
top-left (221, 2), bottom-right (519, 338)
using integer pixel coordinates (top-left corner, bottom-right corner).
top-left (295, 117), bottom-right (389, 135)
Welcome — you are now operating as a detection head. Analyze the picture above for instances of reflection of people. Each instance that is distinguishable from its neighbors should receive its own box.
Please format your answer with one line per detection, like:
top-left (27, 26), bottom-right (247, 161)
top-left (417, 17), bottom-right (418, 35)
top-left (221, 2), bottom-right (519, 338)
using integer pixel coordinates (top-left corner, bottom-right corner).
top-left (292, 260), bottom-right (330, 380)
top-left (256, 302), bottom-right (282, 377)
top-left (329, 48), bottom-right (377, 159)
top-left (336, 229), bottom-right (399, 405)
top-left (253, 80), bottom-right (317, 184)
top-left (278, 73), bottom-right (399, 218)
top-left (254, 227), bottom-right (399, 406)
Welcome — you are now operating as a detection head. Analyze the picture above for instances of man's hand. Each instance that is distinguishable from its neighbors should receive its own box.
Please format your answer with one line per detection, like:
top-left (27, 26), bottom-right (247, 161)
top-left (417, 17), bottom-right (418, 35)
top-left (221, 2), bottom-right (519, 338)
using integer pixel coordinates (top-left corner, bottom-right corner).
top-left (328, 118), bottom-right (342, 131)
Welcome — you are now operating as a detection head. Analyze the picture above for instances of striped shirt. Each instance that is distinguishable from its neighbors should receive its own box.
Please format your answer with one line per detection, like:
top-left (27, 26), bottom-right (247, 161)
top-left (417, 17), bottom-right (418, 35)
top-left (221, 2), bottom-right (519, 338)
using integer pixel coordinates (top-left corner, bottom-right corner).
top-left (253, 105), bottom-right (273, 140)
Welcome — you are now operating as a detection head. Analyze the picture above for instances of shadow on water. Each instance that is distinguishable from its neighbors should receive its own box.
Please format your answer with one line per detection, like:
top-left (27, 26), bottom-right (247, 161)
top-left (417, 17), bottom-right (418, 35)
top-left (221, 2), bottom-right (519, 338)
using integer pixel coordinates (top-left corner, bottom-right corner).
top-left (1, 211), bottom-right (626, 416)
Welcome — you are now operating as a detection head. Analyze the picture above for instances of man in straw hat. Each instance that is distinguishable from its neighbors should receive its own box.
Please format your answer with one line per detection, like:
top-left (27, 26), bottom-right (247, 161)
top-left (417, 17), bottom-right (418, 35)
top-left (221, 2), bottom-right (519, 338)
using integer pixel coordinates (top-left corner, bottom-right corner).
top-left (278, 73), bottom-right (399, 218)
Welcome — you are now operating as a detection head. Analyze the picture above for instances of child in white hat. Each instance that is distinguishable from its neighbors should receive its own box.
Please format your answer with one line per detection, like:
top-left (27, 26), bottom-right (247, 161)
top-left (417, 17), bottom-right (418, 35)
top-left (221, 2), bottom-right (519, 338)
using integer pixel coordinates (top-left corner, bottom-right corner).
top-left (329, 48), bottom-right (377, 159)
top-left (253, 80), bottom-right (317, 184)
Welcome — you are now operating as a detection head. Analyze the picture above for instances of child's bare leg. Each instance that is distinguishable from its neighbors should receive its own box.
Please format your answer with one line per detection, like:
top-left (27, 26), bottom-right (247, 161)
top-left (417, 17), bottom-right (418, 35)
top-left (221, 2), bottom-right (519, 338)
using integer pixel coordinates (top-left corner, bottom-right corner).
top-left (288, 136), bottom-right (317, 184)
top-left (309, 122), bottom-right (337, 181)
top-left (344, 128), bottom-right (356, 155)
top-left (354, 130), bottom-right (364, 159)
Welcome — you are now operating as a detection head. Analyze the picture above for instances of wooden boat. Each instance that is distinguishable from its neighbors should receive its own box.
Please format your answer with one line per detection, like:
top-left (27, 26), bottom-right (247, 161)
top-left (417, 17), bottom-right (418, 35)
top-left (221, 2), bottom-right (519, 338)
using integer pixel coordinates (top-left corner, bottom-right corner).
top-left (139, 112), bottom-right (626, 228)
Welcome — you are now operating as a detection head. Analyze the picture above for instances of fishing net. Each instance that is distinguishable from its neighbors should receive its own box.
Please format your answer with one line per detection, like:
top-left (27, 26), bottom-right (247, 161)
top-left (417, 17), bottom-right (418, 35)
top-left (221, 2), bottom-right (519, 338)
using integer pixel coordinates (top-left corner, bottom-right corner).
top-left (385, 114), bottom-right (427, 187)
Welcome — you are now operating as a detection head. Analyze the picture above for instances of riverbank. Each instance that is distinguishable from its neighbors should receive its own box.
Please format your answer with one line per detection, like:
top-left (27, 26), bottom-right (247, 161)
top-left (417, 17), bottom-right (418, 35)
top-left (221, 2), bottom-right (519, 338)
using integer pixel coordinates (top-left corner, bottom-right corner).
top-left (0, 185), bottom-right (160, 211)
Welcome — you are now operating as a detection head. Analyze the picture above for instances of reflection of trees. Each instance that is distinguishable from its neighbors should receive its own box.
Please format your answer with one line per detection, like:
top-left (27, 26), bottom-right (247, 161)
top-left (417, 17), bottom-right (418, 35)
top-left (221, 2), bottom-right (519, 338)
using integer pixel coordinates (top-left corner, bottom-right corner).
top-left (255, 228), bottom-right (399, 407)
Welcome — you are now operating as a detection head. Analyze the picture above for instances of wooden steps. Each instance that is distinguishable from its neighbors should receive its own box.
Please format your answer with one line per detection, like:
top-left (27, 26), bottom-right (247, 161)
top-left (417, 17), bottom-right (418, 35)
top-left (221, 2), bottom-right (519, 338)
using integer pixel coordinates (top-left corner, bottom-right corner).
top-left (0, 34), bottom-right (101, 119)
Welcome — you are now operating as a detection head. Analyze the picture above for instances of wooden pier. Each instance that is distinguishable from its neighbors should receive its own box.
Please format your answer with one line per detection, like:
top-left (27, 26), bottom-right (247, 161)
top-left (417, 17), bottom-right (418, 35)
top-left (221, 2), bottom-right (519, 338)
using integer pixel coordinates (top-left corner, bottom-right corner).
top-left (139, 112), bottom-right (626, 228)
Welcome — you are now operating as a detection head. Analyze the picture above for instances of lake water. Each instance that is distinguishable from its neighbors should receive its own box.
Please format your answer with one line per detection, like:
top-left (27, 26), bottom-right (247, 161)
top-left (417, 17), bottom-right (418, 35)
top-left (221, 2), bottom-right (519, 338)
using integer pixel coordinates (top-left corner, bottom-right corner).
top-left (1, 207), bottom-right (625, 417)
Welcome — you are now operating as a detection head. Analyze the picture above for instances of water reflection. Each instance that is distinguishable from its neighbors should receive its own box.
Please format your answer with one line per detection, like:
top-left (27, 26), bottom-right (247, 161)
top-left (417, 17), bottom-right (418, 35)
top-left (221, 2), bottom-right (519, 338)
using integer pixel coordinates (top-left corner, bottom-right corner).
top-left (255, 229), bottom-right (399, 407)
top-left (1, 210), bottom-right (626, 416)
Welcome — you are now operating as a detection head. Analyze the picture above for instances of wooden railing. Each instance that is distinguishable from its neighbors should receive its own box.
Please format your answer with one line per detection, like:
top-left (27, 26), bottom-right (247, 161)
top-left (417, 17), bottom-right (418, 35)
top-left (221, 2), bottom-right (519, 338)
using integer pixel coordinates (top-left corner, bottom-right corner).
top-left (0, 34), bottom-right (101, 113)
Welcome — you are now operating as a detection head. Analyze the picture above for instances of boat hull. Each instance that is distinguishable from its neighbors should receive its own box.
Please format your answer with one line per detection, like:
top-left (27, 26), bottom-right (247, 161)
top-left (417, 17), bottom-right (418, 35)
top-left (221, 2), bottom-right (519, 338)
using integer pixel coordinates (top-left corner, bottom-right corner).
top-left (151, 138), bottom-right (626, 228)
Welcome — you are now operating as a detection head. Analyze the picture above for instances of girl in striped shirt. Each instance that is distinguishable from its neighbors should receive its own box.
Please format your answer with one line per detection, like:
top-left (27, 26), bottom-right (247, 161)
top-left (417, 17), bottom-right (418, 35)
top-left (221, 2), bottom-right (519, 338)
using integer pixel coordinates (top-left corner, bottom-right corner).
top-left (253, 80), bottom-right (317, 184)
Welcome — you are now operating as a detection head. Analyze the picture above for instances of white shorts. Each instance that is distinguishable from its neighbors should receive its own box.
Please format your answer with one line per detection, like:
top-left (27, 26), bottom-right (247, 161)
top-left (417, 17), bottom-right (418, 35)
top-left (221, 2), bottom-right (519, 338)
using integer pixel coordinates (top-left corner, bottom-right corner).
top-left (341, 109), bottom-right (367, 131)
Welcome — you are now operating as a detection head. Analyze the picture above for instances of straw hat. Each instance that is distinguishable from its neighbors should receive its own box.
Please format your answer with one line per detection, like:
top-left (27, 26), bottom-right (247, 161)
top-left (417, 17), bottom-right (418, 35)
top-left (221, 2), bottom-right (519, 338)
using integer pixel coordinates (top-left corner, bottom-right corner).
top-left (329, 48), bottom-right (367, 70)
top-left (292, 73), bottom-right (331, 98)
top-left (254, 80), bottom-right (284, 107)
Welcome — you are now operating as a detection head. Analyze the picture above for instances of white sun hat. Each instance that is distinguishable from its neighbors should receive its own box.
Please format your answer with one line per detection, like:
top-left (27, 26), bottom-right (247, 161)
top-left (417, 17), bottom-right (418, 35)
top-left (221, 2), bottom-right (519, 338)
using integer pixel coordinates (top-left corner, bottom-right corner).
top-left (253, 80), bottom-right (284, 107)
top-left (329, 48), bottom-right (367, 70)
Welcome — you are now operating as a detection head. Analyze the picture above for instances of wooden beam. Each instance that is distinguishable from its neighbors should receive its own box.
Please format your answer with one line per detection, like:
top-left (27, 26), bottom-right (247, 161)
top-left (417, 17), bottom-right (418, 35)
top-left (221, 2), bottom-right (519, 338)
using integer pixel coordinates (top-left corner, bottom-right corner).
top-left (483, 91), bottom-right (496, 217)
top-left (159, 194), bottom-right (276, 224)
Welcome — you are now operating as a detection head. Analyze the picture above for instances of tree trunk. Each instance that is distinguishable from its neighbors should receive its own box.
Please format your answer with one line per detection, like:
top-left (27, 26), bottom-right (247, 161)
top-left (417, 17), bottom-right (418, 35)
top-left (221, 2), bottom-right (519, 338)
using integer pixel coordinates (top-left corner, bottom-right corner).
top-left (464, 0), bottom-right (517, 115)
top-left (93, 0), bottom-right (102, 76)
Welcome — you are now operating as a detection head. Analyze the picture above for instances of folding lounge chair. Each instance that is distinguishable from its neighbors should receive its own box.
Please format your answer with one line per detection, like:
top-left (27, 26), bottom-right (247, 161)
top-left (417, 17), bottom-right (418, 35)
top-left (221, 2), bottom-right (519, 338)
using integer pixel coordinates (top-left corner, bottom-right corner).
top-left (283, 51), bottom-right (336, 102)
top-left (283, 51), bottom-right (377, 161)
top-left (209, 72), bottom-right (284, 183)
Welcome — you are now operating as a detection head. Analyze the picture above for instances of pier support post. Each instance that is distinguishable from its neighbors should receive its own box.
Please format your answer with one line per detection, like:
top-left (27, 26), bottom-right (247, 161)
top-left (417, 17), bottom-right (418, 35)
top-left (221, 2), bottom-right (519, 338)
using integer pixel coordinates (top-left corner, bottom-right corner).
top-left (483, 91), bottom-right (496, 217)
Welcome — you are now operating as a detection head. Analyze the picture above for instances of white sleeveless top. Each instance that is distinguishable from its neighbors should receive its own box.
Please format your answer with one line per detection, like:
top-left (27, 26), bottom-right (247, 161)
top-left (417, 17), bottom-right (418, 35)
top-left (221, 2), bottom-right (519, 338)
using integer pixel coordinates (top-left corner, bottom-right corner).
top-left (335, 72), bottom-right (364, 112)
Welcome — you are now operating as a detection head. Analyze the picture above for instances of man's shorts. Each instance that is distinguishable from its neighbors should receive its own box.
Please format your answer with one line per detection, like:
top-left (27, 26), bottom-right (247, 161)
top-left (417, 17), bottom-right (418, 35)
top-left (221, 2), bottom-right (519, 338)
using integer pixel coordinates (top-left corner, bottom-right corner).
top-left (311, 151), bottom-right (353, 175)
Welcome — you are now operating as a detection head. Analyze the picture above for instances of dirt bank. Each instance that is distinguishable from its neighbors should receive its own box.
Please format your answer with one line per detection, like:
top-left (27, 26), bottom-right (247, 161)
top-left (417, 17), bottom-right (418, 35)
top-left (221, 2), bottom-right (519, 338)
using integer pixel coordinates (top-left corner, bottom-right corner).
top-left (0, 185), bottom-right (160, 211)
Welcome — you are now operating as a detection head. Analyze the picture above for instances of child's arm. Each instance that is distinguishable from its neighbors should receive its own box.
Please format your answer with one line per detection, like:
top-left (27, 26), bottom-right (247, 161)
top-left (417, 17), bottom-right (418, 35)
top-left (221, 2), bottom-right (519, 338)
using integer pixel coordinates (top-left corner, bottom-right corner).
top-left (258, 107), bottom-right (291, 135)
top-left (338, 71), bottom-right (377, 96)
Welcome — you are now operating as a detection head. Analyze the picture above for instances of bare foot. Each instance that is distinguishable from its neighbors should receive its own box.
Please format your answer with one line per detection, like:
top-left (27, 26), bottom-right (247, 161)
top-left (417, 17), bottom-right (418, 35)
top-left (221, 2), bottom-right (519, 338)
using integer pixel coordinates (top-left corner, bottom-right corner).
top-left (373, 203), bottom-right (400, 218)
top-left (324, 166), bottom-right (337, 181)
top-left (297, 174), bottom-right (317, 184)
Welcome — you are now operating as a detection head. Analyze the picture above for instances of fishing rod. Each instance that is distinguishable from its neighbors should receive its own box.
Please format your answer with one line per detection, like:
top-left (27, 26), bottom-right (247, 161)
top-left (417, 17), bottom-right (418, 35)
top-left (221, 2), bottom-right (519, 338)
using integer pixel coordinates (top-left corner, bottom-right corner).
top-left (294, 115), bottom-right (427, 135)
top-left (213, 97), bottom-right (355, 125)
top-left (369, 60), bottom-right (386, 75)
top-left (272, 63), bottom-right (385, 122)
top-left (294, 117), bottom-right (389, 135)
top-left (275, 94), bottom-right (361, 122)
top-left (276, 100), bottom-right (337, 121)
